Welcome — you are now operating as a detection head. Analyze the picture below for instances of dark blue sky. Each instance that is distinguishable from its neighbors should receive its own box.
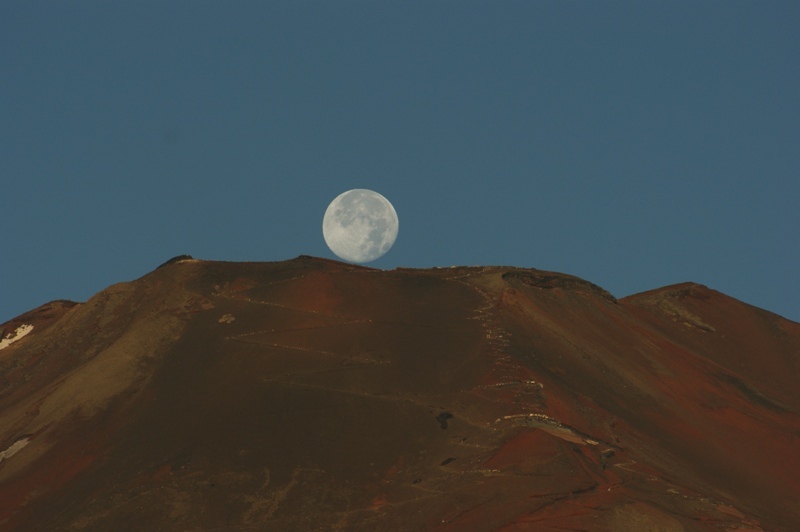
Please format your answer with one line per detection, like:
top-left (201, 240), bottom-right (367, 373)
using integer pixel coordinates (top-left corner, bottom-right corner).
top-left (2, 2), bottom-right (798, 323)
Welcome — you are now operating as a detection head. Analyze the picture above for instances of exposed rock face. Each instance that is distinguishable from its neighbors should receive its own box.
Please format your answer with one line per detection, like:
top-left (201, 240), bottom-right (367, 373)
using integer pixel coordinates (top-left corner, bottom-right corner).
top-left (501, 269), bottom-right (618, 303)
top-left (1, 257), bottom-right (798, 530)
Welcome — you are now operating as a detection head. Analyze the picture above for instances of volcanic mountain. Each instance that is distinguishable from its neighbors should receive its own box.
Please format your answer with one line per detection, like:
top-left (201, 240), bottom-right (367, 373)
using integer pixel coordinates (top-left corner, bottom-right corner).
top-left (1, 256), bottom-right (798, 531)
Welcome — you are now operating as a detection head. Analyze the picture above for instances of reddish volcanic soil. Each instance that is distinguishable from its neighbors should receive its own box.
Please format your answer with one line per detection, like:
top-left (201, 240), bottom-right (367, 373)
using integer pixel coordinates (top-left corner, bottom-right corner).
top-left (1, 256), bottom-right (798, 531)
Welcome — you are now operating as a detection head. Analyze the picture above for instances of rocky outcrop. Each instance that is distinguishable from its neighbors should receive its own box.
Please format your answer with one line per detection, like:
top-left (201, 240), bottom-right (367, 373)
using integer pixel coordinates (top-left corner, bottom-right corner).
top-left (501, 269), bottom-right (618, 303)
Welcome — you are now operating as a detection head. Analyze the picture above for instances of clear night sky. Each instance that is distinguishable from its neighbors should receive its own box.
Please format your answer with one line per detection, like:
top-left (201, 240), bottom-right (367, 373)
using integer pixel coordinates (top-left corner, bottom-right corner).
top-left (2, 2), bottom-right (798, 324)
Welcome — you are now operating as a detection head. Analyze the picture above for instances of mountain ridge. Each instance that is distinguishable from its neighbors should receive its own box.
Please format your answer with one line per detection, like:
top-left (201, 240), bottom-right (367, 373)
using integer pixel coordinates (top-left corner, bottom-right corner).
top-left (1, 256), bottom-right (798, 530)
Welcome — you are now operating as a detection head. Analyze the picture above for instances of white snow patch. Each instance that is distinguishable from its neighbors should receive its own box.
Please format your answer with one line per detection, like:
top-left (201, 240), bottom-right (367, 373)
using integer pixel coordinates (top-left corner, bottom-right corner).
top-left (0, 437), bottom-right (30, 462)
top-left (0, 324), bottom-right (34, 350)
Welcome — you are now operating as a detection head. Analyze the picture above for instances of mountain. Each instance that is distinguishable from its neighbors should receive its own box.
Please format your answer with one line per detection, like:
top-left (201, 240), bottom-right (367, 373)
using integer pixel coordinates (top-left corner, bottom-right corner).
top-left (1, 256), bottom-right (798, 531)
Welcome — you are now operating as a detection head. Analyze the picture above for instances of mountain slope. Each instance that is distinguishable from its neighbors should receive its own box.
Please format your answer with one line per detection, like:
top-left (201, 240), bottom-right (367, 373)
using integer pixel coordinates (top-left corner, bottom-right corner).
top-left (1, 256), bottom-right (798, 530)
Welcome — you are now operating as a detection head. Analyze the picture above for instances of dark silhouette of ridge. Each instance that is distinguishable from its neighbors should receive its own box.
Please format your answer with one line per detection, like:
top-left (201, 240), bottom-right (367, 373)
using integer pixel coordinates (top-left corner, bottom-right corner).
top-left (1, 256), bottom-right (798, 530)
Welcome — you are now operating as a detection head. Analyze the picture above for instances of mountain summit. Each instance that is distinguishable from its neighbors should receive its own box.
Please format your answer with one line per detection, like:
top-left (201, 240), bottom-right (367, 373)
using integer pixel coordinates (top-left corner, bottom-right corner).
top-left (1, 256), bottom-right (798, 530)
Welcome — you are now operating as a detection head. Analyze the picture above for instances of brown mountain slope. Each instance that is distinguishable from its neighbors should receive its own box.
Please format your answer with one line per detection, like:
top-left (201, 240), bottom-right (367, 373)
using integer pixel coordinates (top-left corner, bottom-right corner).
top-left (1, 256), bottom-right (798, 531)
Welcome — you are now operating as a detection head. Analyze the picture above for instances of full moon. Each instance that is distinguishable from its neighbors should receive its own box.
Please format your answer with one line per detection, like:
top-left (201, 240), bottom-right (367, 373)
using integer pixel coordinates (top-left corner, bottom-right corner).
top-left (322, 189), bottom-right (399, 263)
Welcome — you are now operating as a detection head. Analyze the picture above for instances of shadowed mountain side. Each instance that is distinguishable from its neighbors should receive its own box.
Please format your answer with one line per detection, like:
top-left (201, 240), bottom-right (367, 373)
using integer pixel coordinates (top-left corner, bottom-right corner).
top-left (1, 256), bottom-right (798, 530)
